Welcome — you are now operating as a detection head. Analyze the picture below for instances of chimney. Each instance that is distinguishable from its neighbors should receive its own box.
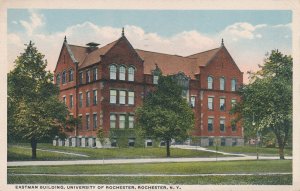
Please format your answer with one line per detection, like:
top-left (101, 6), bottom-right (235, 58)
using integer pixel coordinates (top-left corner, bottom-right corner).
top-left (86, 42), bottom-right (100, 52)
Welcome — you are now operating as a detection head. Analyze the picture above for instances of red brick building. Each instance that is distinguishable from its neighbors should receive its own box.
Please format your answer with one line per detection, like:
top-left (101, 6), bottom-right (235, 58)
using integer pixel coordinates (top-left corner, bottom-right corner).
top-left (54, 30), bottom-right (244, 147)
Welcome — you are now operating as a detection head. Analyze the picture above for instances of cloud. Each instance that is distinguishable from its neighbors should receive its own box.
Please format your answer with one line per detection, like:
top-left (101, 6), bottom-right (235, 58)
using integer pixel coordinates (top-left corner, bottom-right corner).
top-left (19, 10), bottom-right (45, 35)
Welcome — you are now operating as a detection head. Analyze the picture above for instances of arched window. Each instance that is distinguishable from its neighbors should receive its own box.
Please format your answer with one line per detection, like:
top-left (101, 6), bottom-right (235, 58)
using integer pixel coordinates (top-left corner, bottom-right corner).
top-left (56, 74), bottom-right (60, 86)
top-left (128, 67), bottom-right (135, 81)
top-left (69, 69), bottom-right (74, 82)
top-left (110, 65), bottom-right (117, 80)
top-left (231, 79), bottom-right (237, 91)
top-left (220, 77), bottom-right (225, 91)
top-left (119, 66), bottom-right (126, 81)
top-left (207, 76), bottom-right (213, 89)
top-left (62, 71), bottom-right (66, 84)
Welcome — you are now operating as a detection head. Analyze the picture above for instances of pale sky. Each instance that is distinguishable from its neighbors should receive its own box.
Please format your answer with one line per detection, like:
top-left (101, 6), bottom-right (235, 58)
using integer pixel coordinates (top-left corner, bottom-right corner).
top-left (7, 9), bottom-right (292, 83)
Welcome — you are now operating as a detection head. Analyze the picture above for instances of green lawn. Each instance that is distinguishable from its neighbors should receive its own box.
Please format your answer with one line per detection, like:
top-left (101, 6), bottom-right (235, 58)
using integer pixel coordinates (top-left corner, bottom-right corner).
top-left (206, 146), bottom-right (292, 156)
top-left (8, 143), bottom-right (225, 161)
top-left (7, 160), bottom-right (292, 184)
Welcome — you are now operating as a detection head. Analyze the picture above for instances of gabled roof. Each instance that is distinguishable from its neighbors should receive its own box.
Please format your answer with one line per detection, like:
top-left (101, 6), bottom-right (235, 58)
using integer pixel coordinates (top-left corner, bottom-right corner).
top-left (136, 49), bottom-right (198, 79)
top-left (186, 47), bottom-right (221, 67)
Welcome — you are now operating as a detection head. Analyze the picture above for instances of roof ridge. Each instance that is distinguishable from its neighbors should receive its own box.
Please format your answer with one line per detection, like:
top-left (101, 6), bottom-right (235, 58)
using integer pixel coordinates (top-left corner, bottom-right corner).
top-left (68, 44), bottom-right (87, 48)
top-left (187, 47), bottom-right (221, 57)
top-left (135, 49), bottom-right (190, 59)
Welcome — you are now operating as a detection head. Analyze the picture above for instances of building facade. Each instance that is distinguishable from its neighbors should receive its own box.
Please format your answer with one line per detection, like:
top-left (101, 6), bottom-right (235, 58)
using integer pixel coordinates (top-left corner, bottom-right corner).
top-left (53, 30), bottom-right (244, 148)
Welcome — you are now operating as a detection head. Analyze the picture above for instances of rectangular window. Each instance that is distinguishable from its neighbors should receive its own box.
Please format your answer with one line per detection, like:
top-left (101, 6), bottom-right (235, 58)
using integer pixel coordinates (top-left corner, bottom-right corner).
top-left (119, 66), bottom-right (126, 81)
top-left (232, 122), bottom-right (237, 132)
top-left (221, 138), bottom-right (226, 146)
top-left (110, 114), bottom-right (116, 128)
top-left (86, 91), bottom-right (90, 107)
top-left (208, 97), bottom-right (214, 110)
top-left (129, 115), bottom-right (134, 128)
top-left (220, 118), bottom-right (225, 132)
top-left (79, 93), bottom-right (83, 108)
top-left (119, 115), bottom-right (126, 129)
top-left (231, 99), bottom-right (237, 108)
top-left (190, 96), bottom-right (196, 108)
top-left (208, 118), bottom-right (213, 132)
top-left (63, 96), bottom-right (66, 105)
top-left (119, 90), bottom-right (126, 104)
top-left (86, 70), bottom-right (90, 83)
top-left (93, 113), bottom-right (97, 129)
top-left (153, 75), bottom-right (159, 84)
top-left (78, 115), bottom-right (82, 130)
top-left (86, 114), bottom-right (90, 130)
top-left (128, 91), bottom-right (134, 105)
top-left (69, 95), bottom-right (73, 108)
top-left (220, 98), bottom-right (225, 111)
top-left (79, 72), bottom-right (83, 84)
top-left (128, 138), bottom-right (135, 147)
top-left (93, 90), bottom-right (97, 105)
top-left (110, 90), bottom-right (117, 104)
top-left (93, 68), bottom-right (98, 81)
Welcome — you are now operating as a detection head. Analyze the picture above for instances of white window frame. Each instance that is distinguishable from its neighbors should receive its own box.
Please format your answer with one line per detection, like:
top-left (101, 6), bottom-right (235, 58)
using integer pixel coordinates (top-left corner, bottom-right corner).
top-left (208, 118), bottom-right (214, 132)
top-left (110, 114), bottom-right (116, 128)
top-left (207, 76), bottom-right (213, 89)
top-left (220, 77), bottom-right (225, 91)
top-left (119, 90), bottom-right (126, 104)
top-left (153, 75), bottom-right (159, 84)
top-left (220, 98), bottom-right (225, 111)
top-left (190, 96), bottom-right (196, 108)
top-left (119, 66), bottom-right (126, 81)
top-left (110, 65), bottom-right (117, 80)
top-left (79, 93), bottom-right (83, 108)
top-left (119, 115), bottom-right (126, 129)
top-left (110, 90), bottom-right (117, 104)
top-left (86, 91), bottom-right (90, 107)
top-left (93, 90), bottom-right (97, 105)
top-left (208, 97), bottom-right (213, 110)
top-left (86, 114), bottom-right (90, 130)
top-left (129, 115), bottom-right (134, 128)
top-left (128, 91), bottom-right (134, 105)
top-left (220, 118), bottom-right (225, 132)
top-left (93, 113), bottom-right (97, 129)
top-left (93, 67), bottom-right (98, 81)
top-left (231, 79), bottom-right (237, 91)
top-left (128, 67), bottom-right (135, 81)
top-left (86, 70), bottom-right (90, 83)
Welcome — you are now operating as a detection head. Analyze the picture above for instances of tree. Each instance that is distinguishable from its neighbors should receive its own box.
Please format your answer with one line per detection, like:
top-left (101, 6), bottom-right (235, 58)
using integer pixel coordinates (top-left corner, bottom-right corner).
top-left (136, 75), bottom-right (194, 157)
top-left (8, 41), bottom-right (70, 159)
top-left (233, 50), bottom-right (292, 159)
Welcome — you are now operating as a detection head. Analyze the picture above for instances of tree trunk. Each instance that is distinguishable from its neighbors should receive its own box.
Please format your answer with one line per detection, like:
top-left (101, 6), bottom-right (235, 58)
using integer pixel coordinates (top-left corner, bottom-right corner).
top-left (31, 138), bottom-right (37, 160)
top-left (166, 140), bottom-right (170, 157)
top-left (279, 146), bottom-right (285, 160)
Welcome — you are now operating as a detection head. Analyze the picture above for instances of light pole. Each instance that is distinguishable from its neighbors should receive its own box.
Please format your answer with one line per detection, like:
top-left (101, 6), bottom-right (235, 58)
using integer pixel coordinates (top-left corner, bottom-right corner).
top-left (252, 113), bottom-right (259, 160)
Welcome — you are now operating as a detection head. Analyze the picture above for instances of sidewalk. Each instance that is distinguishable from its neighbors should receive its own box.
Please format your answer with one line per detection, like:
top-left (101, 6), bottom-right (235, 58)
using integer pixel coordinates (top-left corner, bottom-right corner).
top-left (7, 156), bottom-right (292, 167)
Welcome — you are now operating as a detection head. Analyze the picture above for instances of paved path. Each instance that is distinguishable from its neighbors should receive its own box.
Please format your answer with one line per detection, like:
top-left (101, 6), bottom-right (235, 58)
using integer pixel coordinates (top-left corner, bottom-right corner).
top-left (8, 172), bottom-right (292, 177)
top-left (173, 145), bottom-right (248, 156)
top-left (7, 156), bottom-right (292, 167)
top-left (16, 146), bottom-right (89, 157)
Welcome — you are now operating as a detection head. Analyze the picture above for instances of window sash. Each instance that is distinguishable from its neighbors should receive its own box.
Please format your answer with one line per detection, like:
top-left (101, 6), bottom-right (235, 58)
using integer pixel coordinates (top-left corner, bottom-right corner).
top-left (86, 70), bottom-right (90, 83)
top-left (86, 115), bottom-right (90, 129)
top-left (110, 90), bottom-right (117, 104)
top-left (220, 78), bottom-right (225, 90)
top-left (129, 116), bottom-right (134, 128)
top-left (208, 97), bottom-right (213, 110)
top-left (208, 118), bottom-right (213, 131)
top-left (128, 92), bottom-right (134, 105)
top-left (86, 92), bottom-right (90, 106)
top-left (119, 115), bottom-right (126, 129)
top-left (153, 75), bottom-right (159, 84)
top-left (220, 119), bottom-right (225, 132)
top-left (208, 77), bottom-right (213, 89)
top-left (69, 95), bottom-right (73, 108)
top-left (79, 72), bottom-right (83, 84)
top-left (79, 93), bottom-right (83, 107)
top-left (119, 91), bottom-right (126, 104)
top-left (119, 66), bottom-right (126, 81)
top-left (110, 65), bottom-right (117, 80)
top-left (93, 68), bottom-right (97, 81)
top-left (62, 72), bottom-right (66, 84)
top-left (191, 96), bottom-right (196, 107)
top-left (220, 98), bottom-right (225, 111)
top-left (128, 67), bottom-right (134, 81)
top-left (110, 115), bottom-right (116, 128)
top-left (93, 114), bottom-right (97, 129)
top-left (231, 79), bottom-right (236, 91)
top-left (69, 70), bottom-right (74, 82)
top-left (93, 90), bottom-right (97, 105)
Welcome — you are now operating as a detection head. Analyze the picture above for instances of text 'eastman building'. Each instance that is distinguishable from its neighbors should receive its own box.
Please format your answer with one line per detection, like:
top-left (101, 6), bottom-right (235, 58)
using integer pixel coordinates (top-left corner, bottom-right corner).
top-left (54, 29), bottom-right (244, 148)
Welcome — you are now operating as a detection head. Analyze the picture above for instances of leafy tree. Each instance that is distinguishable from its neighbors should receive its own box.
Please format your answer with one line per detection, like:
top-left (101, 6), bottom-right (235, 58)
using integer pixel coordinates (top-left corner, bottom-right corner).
top-left (233, 50), bottom-right (292, 159)
top-left (136, 75), bottom-right (194, 157)
top-left (8, 41), bottom-right (70, 159)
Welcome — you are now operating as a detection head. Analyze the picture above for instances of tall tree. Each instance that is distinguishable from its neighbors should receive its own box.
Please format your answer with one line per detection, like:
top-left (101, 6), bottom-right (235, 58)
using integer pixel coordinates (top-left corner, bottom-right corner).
top-left (233, 50), bottom-right (292, 159)
top-left (8, 41), bottom-right (70, 159)
top-left (136, 75), bottom-right (194, 157)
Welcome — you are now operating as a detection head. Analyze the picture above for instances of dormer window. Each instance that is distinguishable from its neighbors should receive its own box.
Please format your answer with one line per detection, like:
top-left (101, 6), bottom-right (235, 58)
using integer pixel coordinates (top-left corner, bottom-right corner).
top-left (119, 66), bottom-right (126, 81)
top-left (207, 76), bottom-right (213, 89)
top-left (110, 65), bottom-right (117, 80)
top-left (128, 67), bottom-right (135, 81)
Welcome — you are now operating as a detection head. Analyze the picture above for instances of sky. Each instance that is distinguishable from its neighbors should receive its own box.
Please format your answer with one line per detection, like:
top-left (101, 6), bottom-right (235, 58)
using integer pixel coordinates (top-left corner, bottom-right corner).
top-left (7, 9), bottom-right (292, 83)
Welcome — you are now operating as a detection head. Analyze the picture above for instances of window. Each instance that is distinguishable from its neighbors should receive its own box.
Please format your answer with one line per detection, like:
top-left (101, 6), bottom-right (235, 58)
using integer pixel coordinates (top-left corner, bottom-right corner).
top-left (79, 93), bottom-right (83, 108)
top-left (110, 114), bottom-right (116, 128)
top-left (119, 91), bottom-right (126, 104)
top-left (86, 70), bottom-right (90, 83)
top-left (220, 98), bottom-right (225, 111)
top-left (69, 69), bottom-right (74, 82)
top-left (129, 116), bottom-right (134, 128)
top-left (119, 115), bottom-right (126, 129)
top-left (153, 75), bottom-right (159, 84)
top-left (231, 99), bottom-right (237, 108)
top-left (79, 72), bottom-right (83, 84)
top-left (220, 77), bottom-right (225, 90)
top-left (56, 74), bottom-right (60, 86)
top-left (62, 96), bottom-right (66, 105)
top-left (119, 66), bottom-right (126, 81)
top-left (208, 97), bottom-right (214, 110)
top-left (110, 65), bottom-right (117, 80)
top-left (128, 67), bottom-right (135, 81)
top-left (69, 95), bottom-right (73, 108)
top-left (221, 138), bottom-right (226, 146)
top-left (128, 91), bottom-right (134, 105)
top-left (231, 79), bottom-right (237, 91)
top-left (86, 114), bottom-right (90, 130)
top-left (93, 90), bottom-right (97, 105)
top-left (93, 68), bottom-right (98, 81)
top-left (93, 113), bottom-right (97, 129)
top-left (220, 118), bottom-right (225, 132)
top-left (110, 90), bottom-right (117, 104)
top-left (207, 76), bottom-right (213, 89)
top-left (62, 71), bottom-right (67, 84)
top-left (231, 122), bottom-right (237, 132)
top-left (128, 138), bottom-right (135, 147)
top-left (209, 138), bottom-right (214, 146)
top-left (86, 91), bottom-right (90, 107)
top-left (208, 118), bottom-right (213, 132)
top-left (78, 115), bottom-right (82, 130)
top-left (190, 96), bottom-right (196, 108)
top-left (232, 138), bottom-right (237, 146)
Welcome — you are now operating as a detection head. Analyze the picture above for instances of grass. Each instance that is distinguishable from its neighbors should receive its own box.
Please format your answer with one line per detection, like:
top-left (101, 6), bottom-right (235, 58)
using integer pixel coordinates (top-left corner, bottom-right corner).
top-left (206, 146), bottom-right (292, 156)
top-left (8, 143), bottom-right (226, 161)
top-left (7, 160), bottom-right (292, 185)
top-left (7, 174), bottom-right (292, 185)
top-left (7, 160), bottom-right (292, 174)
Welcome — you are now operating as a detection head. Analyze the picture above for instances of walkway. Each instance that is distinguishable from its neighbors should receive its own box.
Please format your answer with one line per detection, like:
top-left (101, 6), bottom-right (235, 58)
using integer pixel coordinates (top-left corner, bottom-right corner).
top-left (173, 145), bottom-right (248, 156)
top-left (7, 156), bottom-right (292, 167)
top-left (15, 146), bottom-right (89, 157)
